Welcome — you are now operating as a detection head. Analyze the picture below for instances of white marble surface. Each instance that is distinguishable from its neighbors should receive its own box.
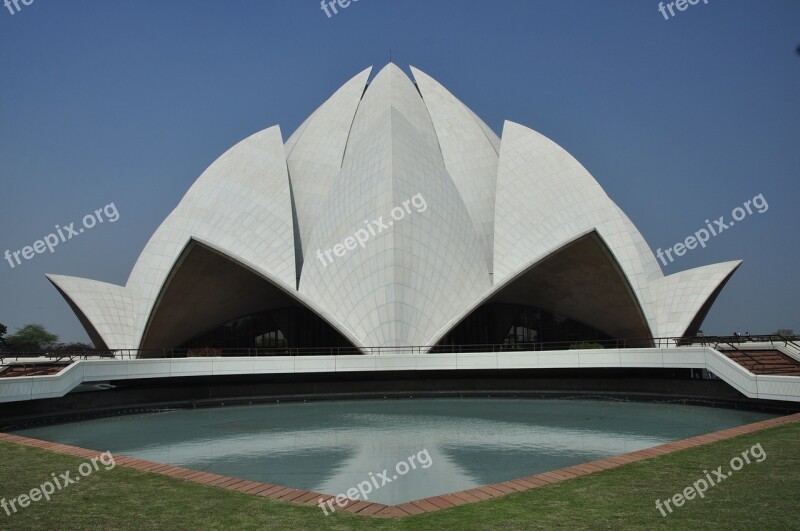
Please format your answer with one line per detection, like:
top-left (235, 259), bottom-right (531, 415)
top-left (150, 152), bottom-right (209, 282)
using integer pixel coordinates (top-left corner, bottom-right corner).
top-left (2, 347), bottom-right (798, 404)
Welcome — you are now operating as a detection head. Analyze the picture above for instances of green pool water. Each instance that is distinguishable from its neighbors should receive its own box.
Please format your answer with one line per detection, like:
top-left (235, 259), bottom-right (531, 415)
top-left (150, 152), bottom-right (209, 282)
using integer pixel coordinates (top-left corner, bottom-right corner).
top-left (13, 399), bottom-right (775, 505)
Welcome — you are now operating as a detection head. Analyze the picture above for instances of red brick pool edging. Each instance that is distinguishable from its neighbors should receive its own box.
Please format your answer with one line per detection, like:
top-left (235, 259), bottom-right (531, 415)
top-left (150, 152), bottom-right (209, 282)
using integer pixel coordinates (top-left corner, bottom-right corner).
top-left (2, 412), bottom-right (799, 519)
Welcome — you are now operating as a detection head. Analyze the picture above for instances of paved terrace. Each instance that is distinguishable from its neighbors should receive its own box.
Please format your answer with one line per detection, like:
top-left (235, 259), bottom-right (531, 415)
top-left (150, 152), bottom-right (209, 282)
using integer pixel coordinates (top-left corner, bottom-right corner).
top-left (1, 340), bottom-right (799, 404)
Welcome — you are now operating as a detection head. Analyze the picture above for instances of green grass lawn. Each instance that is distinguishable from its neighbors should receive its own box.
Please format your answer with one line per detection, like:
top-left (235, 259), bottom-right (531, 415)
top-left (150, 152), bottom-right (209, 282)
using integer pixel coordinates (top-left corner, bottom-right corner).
top-left (1, 421), bottom-right (798, 530)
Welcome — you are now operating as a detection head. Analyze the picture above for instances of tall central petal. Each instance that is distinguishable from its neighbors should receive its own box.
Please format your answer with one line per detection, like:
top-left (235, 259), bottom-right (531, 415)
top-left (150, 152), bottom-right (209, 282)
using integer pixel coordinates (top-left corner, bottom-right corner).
top-left (299, 65), bottom-right (489, 348)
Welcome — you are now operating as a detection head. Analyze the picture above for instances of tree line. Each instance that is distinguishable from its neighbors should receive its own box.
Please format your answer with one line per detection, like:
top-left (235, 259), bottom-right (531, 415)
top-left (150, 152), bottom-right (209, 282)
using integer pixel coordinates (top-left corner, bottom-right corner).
top-left (0, 322), bottom-right (93, 353)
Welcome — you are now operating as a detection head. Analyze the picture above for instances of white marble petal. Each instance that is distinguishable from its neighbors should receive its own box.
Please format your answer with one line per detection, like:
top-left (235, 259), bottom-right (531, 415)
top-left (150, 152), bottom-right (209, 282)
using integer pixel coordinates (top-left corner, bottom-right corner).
top-left (300, 64), bottom-right (489, 347)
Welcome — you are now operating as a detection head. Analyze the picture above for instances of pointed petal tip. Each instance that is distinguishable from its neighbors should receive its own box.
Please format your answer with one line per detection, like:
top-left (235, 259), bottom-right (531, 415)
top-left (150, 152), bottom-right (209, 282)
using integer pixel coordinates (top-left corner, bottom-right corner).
top-left (408, 65), bottom-right (426, 79)
top-left (375, 62), bottom-right (409, 79)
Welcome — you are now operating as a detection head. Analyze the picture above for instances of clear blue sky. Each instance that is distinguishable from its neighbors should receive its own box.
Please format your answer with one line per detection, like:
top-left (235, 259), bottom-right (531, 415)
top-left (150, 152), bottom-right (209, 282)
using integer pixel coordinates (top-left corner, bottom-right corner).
top-left (1, 0), bottom-right (798, 343)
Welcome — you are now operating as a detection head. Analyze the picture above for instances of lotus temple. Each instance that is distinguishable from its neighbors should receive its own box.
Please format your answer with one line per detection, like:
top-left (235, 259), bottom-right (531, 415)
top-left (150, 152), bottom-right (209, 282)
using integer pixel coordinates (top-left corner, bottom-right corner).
top-left (0, 63), bottom-right (792, 405)
top-left (2, 63), bottom-right (799, 518)
top-left (46, 64), bottom-right (742, 353)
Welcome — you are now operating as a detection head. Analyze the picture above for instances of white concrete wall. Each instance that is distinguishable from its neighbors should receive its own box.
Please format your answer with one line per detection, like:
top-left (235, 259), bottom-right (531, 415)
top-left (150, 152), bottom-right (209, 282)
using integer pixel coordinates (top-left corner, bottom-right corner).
top-left (2, 347), bottom-right (799, 404)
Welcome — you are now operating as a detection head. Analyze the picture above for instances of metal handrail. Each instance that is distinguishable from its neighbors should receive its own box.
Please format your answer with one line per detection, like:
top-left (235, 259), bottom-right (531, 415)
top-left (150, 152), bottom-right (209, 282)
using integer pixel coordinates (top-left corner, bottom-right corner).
top-left (1, 334), bottom-right (797, 361)
top-left (710, 339), bottom-right (766, 373)
top-left (777, 335), bottom-right (800, 354)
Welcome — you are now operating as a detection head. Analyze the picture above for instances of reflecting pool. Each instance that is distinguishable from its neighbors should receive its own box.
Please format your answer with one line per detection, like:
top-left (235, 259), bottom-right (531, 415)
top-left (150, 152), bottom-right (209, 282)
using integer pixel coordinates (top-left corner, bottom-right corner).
top-left (13, 399), bottom-right (776, 505)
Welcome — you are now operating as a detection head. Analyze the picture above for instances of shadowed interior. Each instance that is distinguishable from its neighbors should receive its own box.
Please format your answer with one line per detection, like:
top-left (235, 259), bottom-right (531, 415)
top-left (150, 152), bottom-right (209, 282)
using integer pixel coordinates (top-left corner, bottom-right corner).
top-left (139, 241), bottom-right (354, 353)
top-left (437, 232), bottom-right (652, 347)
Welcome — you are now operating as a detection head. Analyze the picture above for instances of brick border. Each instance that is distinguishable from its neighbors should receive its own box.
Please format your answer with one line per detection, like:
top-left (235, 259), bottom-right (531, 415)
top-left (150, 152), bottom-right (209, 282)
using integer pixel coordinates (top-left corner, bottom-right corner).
top-left (1, 412), bottom-right (798, 518)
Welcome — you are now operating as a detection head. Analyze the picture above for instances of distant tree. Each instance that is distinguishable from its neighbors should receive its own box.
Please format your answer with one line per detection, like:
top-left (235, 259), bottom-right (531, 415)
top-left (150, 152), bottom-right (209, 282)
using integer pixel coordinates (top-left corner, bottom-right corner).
top-left (569, 342), bottom-right (605, 350)
top-left (0, 323), bottom-right (7, 349)
top-left (6, 324), bottom-right (59, 352)
top-left (51, 342), bottom-right (96, 353)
